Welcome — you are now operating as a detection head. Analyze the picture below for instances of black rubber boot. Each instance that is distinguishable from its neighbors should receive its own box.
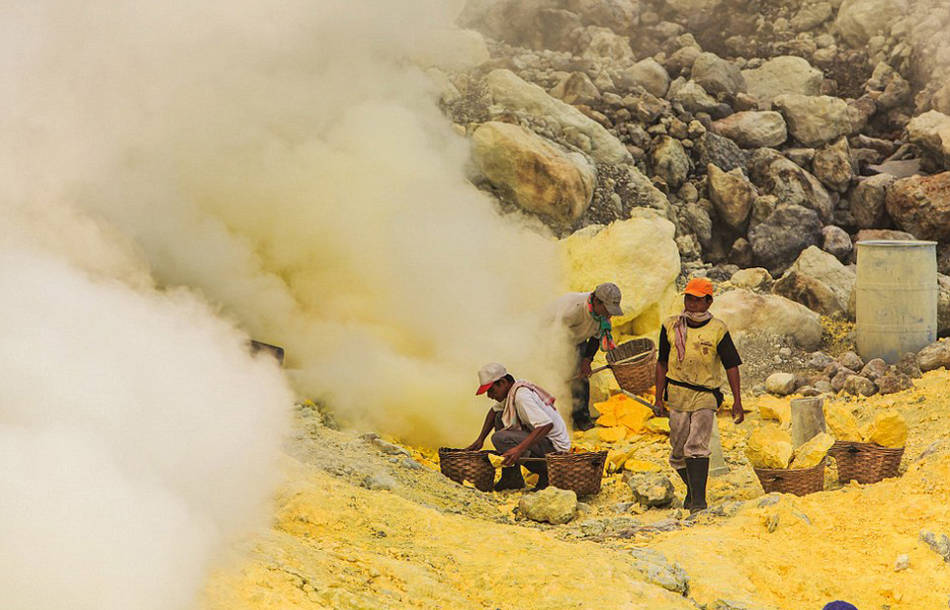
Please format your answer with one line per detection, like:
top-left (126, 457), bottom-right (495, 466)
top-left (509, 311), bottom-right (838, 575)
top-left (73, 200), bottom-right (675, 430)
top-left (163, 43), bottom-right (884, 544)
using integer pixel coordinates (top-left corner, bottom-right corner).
top-left (685, 457), bottom-right (709, 513)
top-left (676, 467), bottom-right (691, 509)
top-left (572, 413), bottom-right (595, 431)
top-left (494, 467), bottom-right (526, 491)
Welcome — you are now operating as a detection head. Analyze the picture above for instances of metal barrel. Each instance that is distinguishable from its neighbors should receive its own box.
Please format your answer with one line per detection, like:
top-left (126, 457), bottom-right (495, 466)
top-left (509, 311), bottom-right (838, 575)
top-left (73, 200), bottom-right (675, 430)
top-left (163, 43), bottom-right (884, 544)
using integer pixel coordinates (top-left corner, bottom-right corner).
top-left (855, 240), bottom-right (937, 363)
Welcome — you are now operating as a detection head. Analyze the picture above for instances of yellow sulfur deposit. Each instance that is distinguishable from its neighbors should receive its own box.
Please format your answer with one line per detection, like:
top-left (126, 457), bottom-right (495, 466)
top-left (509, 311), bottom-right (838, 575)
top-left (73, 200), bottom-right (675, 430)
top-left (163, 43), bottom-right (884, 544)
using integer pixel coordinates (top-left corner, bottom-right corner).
top-left (594, 393), bottom-right (655, 437)
top-left (606, 447), bottom-right (635, 472)
top-left (868, 409), bottom-right (908, 448)
top-left (645, 417), bottom-right (670, 434)
top-left (789, 432), bottom-right (835, 469)
top-left (598, 425), bottom-right (627, 443)
top-left (745, 425), bottom-right (793, 469)
top-left (824, 402), bottom-right (863, 441)
top-left (756, 395), bottom-right (791, 427)
top-left (624, 458), bottom-right (663, 472)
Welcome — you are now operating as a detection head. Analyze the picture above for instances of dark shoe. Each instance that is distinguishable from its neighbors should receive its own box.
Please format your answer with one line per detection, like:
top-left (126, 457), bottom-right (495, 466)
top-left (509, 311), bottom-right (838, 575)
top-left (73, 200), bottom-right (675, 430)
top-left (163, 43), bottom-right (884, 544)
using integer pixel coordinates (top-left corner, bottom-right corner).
top-left (676, 467), bottom-right (691, 509)
top-left (494, 467), bottom-right (525, 491)
top-left (685, 457), bottom-right (709, 513)
top-left (573, 415), bottom-right (595, 431)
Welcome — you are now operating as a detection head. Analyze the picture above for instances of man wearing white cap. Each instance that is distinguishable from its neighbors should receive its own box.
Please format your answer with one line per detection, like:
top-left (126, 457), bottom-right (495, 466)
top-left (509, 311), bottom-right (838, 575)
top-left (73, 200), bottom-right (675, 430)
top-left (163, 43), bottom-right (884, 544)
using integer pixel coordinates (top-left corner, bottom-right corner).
top-left (550, 282), bottom-right (624, 430)
top-left (466, 363), bottom-right (571, 491)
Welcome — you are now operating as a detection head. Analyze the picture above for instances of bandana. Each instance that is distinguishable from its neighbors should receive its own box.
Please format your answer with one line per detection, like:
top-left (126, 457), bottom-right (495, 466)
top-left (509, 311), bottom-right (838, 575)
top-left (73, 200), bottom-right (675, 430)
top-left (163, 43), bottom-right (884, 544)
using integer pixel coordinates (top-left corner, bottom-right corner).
top-left (673, 310), bottom-right (713, 362)
top-left (588, 293), bottom-right (617, 351)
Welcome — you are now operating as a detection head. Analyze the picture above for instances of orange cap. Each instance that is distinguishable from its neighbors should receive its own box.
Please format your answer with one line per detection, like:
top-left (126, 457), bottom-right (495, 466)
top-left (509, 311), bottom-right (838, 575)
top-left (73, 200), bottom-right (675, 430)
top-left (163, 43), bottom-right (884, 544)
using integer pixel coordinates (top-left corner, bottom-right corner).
top-left (684, 277), bottom-right (714, 297)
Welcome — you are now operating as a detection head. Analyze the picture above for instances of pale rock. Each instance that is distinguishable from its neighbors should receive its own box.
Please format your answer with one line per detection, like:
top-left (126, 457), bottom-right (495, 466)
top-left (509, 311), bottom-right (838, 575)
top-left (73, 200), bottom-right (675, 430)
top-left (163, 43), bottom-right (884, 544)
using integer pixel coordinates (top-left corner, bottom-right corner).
top-left (859, 358), bottom-right (888, 381)
top-left (575, 26), bottom-right (635, 64)
top-left (772, 270), bottom-right (841, 317)
top-left (651, 136), bottom-right (690, 188)
top-left (747, 205), bottom-right (824, 275)
top-left (562, 211), bottom-right (680, 334)
top-left (843, 375), bottom-right (877, 396)
top-left (851, 173), bottom-right (896, 229)
top-left (471, 122), bottom-right (595, 226)
top-left (565, 0), bottom-right (640, 33)
top-left (707, 164), bottom-right (755, 230)
top-left (765, 372), bottom-right (797, 396)
top-left (665, 45), bottom-right (702, 78)
top-left (773, 94), bottom-right (856, 147)
top-left (666, 0), bottom-right (721, 15)
top-left (920, 530), bottom-right (950, 563)
top-left (519, 487), bottom-right (578, 524)
top-left (749, 148), bottom-right (833, 222)
top-left (790, 432), bottom-right (834, 469)
top-left (835, 0), bottom-right (909, 46)
top-left (628, 547), bottom-right (691, 595)
top-left (838, 351), bottom-right (865, 371)
top-left (550, 72), bottom-right (601, 106)
top-left (617, 58), bottom-right (670, 98)
top-left (729, 267), bottom-right (772, 292)
top-left (711, 111), bottom-right (788, 149)
top-left (746, 426), bottom-right (793, 469)
top-left (741, 56), bottom-right (823, 103)
top-left (812, 138), bottom-right (854, 193)
top-left (885, 172), bottom-right (950, 241)
top-left (627, 473), bottom-right (675, 508)
top-left (822, 226), bottom-right (853, 262)
top-left (790, 2), bottom-right (833, 32)
top-left (894, 554), bottom-right (910, 572)
top-left (485, 69), bottom-right (631, 164)
top-left (916, 339), bottom-right (950, 372)
top-left (867, 409), bottom-right (907, 448)
top-left (668, 79), bottom-right (721, 115)
top-left (692, 52), bottom-right (746, 98)
top-left (773, 246), bottom-right (855, 317)
top-left (906, 111), bottom-right (950, 171)
top-left (824, 403), bottom-right (863, 441)
top-left (711, 289), bottom-right (823, 350)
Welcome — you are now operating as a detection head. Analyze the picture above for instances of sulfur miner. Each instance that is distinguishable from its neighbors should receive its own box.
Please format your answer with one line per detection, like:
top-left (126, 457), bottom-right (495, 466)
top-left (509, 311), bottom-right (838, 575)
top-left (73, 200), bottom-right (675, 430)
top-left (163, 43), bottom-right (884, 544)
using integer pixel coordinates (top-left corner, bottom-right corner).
top-left (466, 362), bottom-right (571, 491)
top-left (654, 278), bottom-right (744, 513)
top-left (550, 282), bottom-right (624, 431)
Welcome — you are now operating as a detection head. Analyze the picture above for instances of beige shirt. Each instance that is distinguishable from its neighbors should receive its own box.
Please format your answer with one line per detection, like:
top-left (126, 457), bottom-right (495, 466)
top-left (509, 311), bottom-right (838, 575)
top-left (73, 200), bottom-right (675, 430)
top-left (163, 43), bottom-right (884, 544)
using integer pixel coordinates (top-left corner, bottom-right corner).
top-left (492, 386), bottom-right (571, 452)
top-left (551, 292), bottom-right (599, 345)
top-left (662, 316), bottom-right (728, 413)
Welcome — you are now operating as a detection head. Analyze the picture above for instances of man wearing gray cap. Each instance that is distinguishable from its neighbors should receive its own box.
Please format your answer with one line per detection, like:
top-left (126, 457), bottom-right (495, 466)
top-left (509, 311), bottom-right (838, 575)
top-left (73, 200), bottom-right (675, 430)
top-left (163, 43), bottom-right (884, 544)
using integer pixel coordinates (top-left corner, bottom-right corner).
top-left (550, 282), bottom-right (623, 431)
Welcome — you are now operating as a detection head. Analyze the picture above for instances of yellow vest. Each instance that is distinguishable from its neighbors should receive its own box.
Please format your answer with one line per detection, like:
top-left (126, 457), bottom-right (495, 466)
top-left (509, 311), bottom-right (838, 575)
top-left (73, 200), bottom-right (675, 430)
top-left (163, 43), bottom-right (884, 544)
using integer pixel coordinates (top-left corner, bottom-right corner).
top-left (662, 316), bottom-right (728, 412)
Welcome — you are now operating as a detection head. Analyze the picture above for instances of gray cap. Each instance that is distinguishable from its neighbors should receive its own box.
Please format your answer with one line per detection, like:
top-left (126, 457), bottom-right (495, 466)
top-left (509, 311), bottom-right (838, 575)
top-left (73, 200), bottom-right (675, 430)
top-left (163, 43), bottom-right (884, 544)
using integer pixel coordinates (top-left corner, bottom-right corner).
top-left (593, 282), bottom-right (623, 316)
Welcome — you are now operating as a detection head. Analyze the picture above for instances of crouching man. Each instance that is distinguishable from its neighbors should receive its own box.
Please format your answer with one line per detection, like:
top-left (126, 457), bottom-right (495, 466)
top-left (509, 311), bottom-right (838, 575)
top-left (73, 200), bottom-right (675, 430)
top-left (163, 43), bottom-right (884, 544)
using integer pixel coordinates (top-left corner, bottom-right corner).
top-left (465, 362), bottom-right (571, 491)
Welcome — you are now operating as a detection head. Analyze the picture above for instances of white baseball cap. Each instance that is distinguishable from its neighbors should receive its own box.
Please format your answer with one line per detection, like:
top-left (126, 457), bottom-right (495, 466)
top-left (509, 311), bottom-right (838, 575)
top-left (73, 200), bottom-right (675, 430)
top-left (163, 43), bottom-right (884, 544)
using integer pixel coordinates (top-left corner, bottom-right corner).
top-left (476, 362), bottom-right (507, 395)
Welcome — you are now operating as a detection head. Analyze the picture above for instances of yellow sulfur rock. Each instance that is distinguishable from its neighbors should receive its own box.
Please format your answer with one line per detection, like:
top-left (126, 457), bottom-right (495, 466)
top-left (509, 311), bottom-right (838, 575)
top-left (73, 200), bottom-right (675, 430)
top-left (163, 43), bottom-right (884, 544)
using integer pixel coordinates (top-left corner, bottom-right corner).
top-left (868, 410), bottom-right (908, 448)
top-left (790, 433), bottom-right (835, 469)
top-left (645, 418), bottom-right (670, 434)
top-left (597, 413), bottom-right (619, 427)
top-left (623, 459), bottom-right (663, 472)
top-left (745, 425), bottom-right (794, 469)
top-left (757, 395), bottom-right (792, 427)
top-left (607, 447), bottom-right (634, 472)
top-left (824, 403), bottom-right (863, 441)
top-left (487, 453), bottom-right (505, 469)
top-left (598, 426), bottom-right (628, 443)
top-left (618, 403), bottom-right (654, 432)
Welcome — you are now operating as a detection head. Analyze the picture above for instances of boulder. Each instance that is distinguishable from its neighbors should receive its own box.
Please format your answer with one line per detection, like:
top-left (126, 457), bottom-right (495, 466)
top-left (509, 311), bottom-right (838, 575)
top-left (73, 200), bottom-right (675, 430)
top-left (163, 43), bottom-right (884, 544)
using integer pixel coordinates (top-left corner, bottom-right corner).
top-left (867, 410), bottom-right (907, 448)
top-left (884, 172), bottom-right (950, 241)
top-left (669, 79), bottom-right (722, 115)
top-left (906, 111), bottom-right (950, 172)
top-left (746, 426), bottom-right (793, 469)
top-left (707, 164), bottom-right (755, 230)
top-left (711, 289), bottom-right (823, 350)
top-left (575, 25), bottom-right (635, 64)
top-left (765, 372), bottom-right (797, 396)
top-left (728, 267), bottom-right (772, 292)
top-left (773, 246), bottom-right (855, 317)
top-left (562, 211), bottom-right (681, 334)
top-left (485, 69), bottom-right (631, 164)
top-left (838, 351), bottom-right (865, 371)
top-left (812, 138), bottom-right (854, 194)
top-left (617, 58), bottom-right (670, 98)
top-left (565, 0), bottom-right (640, 33)
top-left (628, 547), bottom-right (691, 596)
top-left (710, 111), bottom-right (788, 148)
top-left (550, 72), bottom-right (601, 106)
top-left (790, 2), bottom-right (833, 32)
top-left (626, 473), bottom-right (675, 508)
top-left (749, 149), bottom-right (833, 222)
top-left (651, 136), bottom-right (690, 189)
top-left (851, 174), bottom-right (896, 229)
top-left (691, 52), bottom-right (746, 98)
top-left (472, 122), bottom-right (596, 226)
top-left (790, 432), bottom-right (834, 469)
top-left (917, 339), bottom-right (950, 372)
top-left (876, 372), bottom-right (913, 395)
top-left (748, 205), bottom-right (824, 275)
top-left (823, 403), bottom-right (862, 441)
top-left (741, 56), bottom-right (823, 103)
top-left (822, 226), bottom-right (853, 262)
top-left (843, 375), bottom-right (877, 396)
top-left (773, 94), bottom-right (856, 147)
top-left (519, 487), bottom-right (578, 524)
top-left (859, 358), bottom-right (888, 381)
top-left (835, 0), bottom-right (909, 46)
top-left (896, 353), bottom-right (923, 378)
top-left (694, 132), bottom-right (748, 173)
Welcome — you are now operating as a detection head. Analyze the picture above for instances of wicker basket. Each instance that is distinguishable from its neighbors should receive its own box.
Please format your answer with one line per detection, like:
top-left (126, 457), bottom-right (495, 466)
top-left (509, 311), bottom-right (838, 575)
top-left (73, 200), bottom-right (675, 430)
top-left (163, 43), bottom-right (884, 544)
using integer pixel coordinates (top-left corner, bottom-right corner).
top-left (547, 450), bottom-right (608, 497)
top-left (753, 460), bottom-right (826, 496)
top-left (829, 441), bottom-right (904, 484)
top-left (606, 338), bottom-right (656, 394)
top-left (438, 448), bottom-right (495, 492)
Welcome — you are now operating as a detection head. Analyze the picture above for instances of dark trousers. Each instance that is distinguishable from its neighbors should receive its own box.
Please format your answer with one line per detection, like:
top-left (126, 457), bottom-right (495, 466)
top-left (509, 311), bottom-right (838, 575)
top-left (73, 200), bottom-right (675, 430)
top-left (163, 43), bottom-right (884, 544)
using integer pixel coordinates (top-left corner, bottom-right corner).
top-left (490, 412), bottom-right (555, 475)
top-left (570, 342), bottom-right (593, 424)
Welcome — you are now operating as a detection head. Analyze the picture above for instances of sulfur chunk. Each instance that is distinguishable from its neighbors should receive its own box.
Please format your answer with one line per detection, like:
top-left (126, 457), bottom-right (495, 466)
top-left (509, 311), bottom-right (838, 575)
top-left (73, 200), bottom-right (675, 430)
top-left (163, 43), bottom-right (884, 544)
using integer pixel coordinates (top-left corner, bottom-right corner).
top-left (789, 433), bottom-right (834, 469)
top-left (618, 403), bottom-right (654, 432)
top-left (745, 425), bottom-right (793, 469)
top-left (645, 418), bottom-right (670, 434)
top-left (824, 403), bottom-right (863, 441)
top-left (597, 413), bottom-right (619, 427)
top-left (598, 426), bottom-right (627, 443)
top-left (757, 395), bottom-right (792, 427)
top-left (868, 409), bottom-right (908, 448)
top-left (623, 459), bottom-right (662, 472)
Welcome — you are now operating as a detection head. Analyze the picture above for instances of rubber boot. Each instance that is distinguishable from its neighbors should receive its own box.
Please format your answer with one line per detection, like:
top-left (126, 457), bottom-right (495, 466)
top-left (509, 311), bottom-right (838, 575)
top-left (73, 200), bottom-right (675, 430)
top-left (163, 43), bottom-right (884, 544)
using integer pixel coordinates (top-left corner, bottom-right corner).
top-left (494, 466), bottom-right (525, 491)
top-left (572, 411), bottom-right (595, 431)
top-left (685, 457), bottom-right (709, 514)
top-left (676, 467), bottom-right (691, 509)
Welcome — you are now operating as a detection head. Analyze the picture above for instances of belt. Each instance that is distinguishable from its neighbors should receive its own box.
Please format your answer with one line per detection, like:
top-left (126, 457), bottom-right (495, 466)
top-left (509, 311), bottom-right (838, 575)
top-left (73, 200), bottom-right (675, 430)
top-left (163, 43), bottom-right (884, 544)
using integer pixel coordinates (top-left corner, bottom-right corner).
top-left (665, 377), bottom-right (724, 407)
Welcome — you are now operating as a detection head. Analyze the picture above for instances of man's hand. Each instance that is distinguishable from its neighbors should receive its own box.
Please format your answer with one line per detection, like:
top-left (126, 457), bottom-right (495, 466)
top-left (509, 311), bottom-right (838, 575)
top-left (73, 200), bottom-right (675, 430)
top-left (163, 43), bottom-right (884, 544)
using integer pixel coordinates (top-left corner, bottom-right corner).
top-left (653, 398), bottom-right (668, 418)
top-left (501, 446), bottom-right (525, 467)
top-left (578, 358), bottom-right (593, 379)
top-left (464, 440), bottom-right (483, 451)
top-left (731, 398), bottom-right (745, 424)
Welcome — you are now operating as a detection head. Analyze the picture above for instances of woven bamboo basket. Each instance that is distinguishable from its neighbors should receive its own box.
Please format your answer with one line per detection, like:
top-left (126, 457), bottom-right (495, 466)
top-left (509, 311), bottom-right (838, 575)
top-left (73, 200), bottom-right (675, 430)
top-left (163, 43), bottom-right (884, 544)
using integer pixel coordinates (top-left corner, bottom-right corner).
top-left (753, 460), bottom-right (826, 496)
top-left (438, 448), bottom-right (495, 492)
top-left (605, 338), bottom-right (656, 394)
top-left (829, 441), bottom-right (904, 484)
top-left (547, 450), bottom-right (608, 497)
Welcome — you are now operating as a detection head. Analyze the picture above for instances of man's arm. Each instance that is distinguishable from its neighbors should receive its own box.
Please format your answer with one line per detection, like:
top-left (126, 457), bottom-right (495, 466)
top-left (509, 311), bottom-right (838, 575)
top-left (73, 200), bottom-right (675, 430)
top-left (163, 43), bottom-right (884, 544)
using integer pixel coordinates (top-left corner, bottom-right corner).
top-left (578, 337), bottom-right (599, 377)
top-left (501, 423), bottom-right (553, 466)
top-left (465, 408), bottom-right (496, 450)
top-left (726, 366), bottom-right (743, 424)
top-left (654, 326), bottom-right (669, 416)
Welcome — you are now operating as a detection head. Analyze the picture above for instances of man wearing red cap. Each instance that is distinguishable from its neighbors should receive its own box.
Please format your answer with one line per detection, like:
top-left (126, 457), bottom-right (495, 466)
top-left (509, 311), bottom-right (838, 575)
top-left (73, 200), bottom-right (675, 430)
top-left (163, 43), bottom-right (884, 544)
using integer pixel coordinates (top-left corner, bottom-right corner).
top-left (466, 363), bottom-right (571, 491)
top-left (654, 277), bottom-right (744, 513)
